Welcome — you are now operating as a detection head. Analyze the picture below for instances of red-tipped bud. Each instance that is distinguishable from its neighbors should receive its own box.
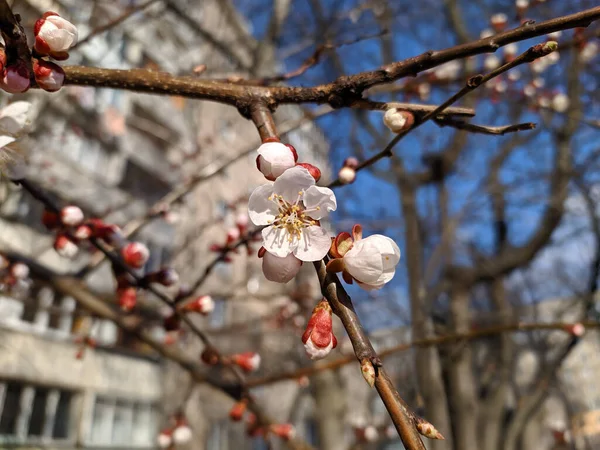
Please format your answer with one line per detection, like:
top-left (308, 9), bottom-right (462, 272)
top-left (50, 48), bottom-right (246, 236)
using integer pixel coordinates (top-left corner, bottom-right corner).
top-left (270, 423), bottom-right (296, 441)
top-left (34, 12), bottom-right (78, 58)
top-left (73, 225), bottom-right (92, 240)
top-left (121, 242), bottom-right (150, 269)
top-left (490, 13), bottom-right (508, 32)
top-left (226, 227), bottom-right (240, 244)
top-left (157, 428), bottom-right (173, 449)
top-left (60, 205), bottom-right (84, 227)
top-left (302, 300), bottom-right (337, 360)
top-left (343, 157), bottom-right (359, 169)
top-left (235, 213), bottom-right (249, 232)
top-left (295, 162), bottom-right (321, 182)
top-left (181, 295), bottom-right (214, 315)
top-left (229, 400), bottom-right (248, 421)
top-left (33, 59), bottom-right (65, 92)
top-left (285, 144), bottom-right (299, 162)
top-left (1, 64), bottom-right (30, 94)
top-left (231, 352), bottom-right (261, 373)
top-left (54, 234), bottom-right (79, 258)
top-left (117, 287), bottom-right (137, 311)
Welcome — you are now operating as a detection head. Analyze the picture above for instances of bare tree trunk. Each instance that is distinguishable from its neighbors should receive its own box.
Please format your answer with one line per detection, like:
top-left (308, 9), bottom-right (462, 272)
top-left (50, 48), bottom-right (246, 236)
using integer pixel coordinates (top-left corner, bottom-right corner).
top-left (314, 371), bottom-right (347, 450)
top-left (400, 181), bottom-right (452, 450)
top-left (447, 287), bottom-right (478, 450)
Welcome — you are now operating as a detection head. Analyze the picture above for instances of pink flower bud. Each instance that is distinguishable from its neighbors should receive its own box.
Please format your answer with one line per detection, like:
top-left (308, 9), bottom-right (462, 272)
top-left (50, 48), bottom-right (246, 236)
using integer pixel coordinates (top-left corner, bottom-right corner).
top-left (54, 234), bottom-right (79, 258)
top-left (235, 213), bottom-right (249, 231)
top-left (270, 423), bottom-right (296, 441)
top-left (226, 227), bottom-right (240, 244)
top-left (302, 300), bottom-right (337, 360)
top-left (157, 429), bottom-right (173, 449)
top-left (10, 262), bottom-right (29, 279)
top-left (343, 157), bottom-right (359, 169)
top-left (33, 59), bottom-right (65, 92)
top-left (383, 108), bottom-right (414, 133)
top-left (490, 13), bottom-right (507, 32)
top-left (121, 242), bottom-right (150, 269)
top-left (338, 166), bottom-right (356, 185)
top-left (74, 225), bottom-right (92, 240)
top-left (564, 323), bottom-right (585, 337)
top-left (262, 252), bottom-right (302, 283)
top-left (172, 424), bottom-right (192, 444)
top-left (295, 162), bottom-right (321, 182)
top-left (229, 400), bottom-right (248, 421)
top-left (118, 287), bottom-right (137, 311)
top-left (364, 425), bottom-right (379, 442)
top-left (1, 64), bottom-right (31, 94)
top-left (34, 12), bottom-right (78, 58)
top-left (61, 205), bottom-right (84, 226)
top-left (255, 142), bottom-right (297, 181)
top-left (231, 352), bottom-right (261, 373)
top-left (181, 295), bottom-right (214, 315)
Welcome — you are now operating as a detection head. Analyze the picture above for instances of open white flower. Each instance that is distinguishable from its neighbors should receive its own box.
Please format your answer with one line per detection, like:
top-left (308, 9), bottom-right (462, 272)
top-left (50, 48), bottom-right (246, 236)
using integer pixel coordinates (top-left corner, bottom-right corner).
top-left (343, 235), bottom-right (400, 290)
top-left (0, 101), bottom-right (31, 179)
top-left (248, 166), bottom-right (336, 261)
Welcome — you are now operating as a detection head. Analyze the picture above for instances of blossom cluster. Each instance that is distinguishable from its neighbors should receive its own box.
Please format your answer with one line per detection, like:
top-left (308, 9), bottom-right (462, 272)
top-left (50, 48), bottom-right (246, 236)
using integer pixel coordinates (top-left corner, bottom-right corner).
top-left (0, 12), bottom-right (77, 94)
top-left (157, 414), bottom-right (192, 449)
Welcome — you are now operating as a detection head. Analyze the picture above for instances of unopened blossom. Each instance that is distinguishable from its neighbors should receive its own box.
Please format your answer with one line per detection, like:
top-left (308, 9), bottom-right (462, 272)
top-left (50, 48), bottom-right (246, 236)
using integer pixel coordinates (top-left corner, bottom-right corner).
top-left (121, 242), bottom-right (150, 269)
top-left (229, 400), bottom-right (248, 421)
top-left (302, 300), bottom-right (337, 360)
top-left (270, 423), bottom-right (296, 441)
top-left (490, 13), bottom-right (507, 32)
top-left (10, 262), bottom-right (29, 279)
top-left (338, 166), bottom-right (356, 185)
top-left (172, 421), bottom-right (192, 444)
top-left (231, 352), bottom-right (261, 373)
top-left (342, 234), bottom-right (401, 290)
top-left (74, 225), bottom-right (92, 240)
top-left (60, 205), bottom-right (84, 226)
top-left (157, 429), bottom-right (173, 449)
top-left (34, 12), bottom-right (78, 58)
top-left (1, 64), bottom-right (30, 94)
top-left (416, 419), bottom-right (445, 440)
top-left (255, 141), bottom-right (297, 181)
top-left (54, 234), bottom-right (78, 258)
top-left (117, 286), bottom-right (137, 311)
top-left (295, 162), bottom-right (321, 182)
top-left (383, 108), bottom-right (414, 133)
top-left (552, 93), bottom-right (569, 113)
top-left (33, 59), bottom-right (65, 92)
top-left (248, 166), bottom-right (336, 262)
top-left (261, 251), bottom-right (302, 283)
top-left (364, 426), bottom-right (379, 442)
top-left (484, 55), bottom-right (501, 71)
top-left (181, 295), bottom-right (214, 315)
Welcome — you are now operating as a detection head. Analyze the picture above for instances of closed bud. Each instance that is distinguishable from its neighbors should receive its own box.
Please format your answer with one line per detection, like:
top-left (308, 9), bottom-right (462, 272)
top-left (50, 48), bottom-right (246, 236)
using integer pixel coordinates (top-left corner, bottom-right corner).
top-left (490, 13), bottom-right (507, 32)
top-left (364, 425), bottom-right (379, 442)
top-left (295, 162), bottom-right (321, 182)
top-left (361, 359), bottom-right (376, 388)
top-left (226, 227), bottom-right (240, 244)
top-left (181, 295), bottom-right (214, 315)
top-left (1, 64), bottom-right (31, 94)
top-left (416, 419), bottom-right (445, 440)
top-left (33, 59), bottom-right (65, 92)
top-left (302, 300), bottom-right (337, 360)
top-left (564, 323), bottom-right (585, 337)
top-left (172, 423), bottom-right (192, 444)
top-left (10, 262), bottom-right (29, 279)
top-left (54, 234), bottom-right (79, 258)
top-left (121, 242), bottom-right (150, 269)
top-left (145, 268), bottom-right (179, 286)
top-left (338, 166), bottom-right (356, 185)
top-left (383, 108), bottom-right (414, 133)
top-left (200, 347), bottom-right (220, 366)
top-left (74, 225), bottom-right (92, 240)
top-left (262, 252), bottom-right (302, 283)
top-left (117, 286), bottom-right (137, 311)
top-left (229, 400), bottom-right (248, 421)
top-left (231, 352), bottom-right (261, 373)
top-left (34, 12), bottom-right (78, 58)
top-left (61, 205), bottom-right (84, 227)
top-left (270, 423), bottom-right (296, 441)
top-left (157, 429), bottom-right (173, 449)
top-left (256, 142), bottom-right (297, 181)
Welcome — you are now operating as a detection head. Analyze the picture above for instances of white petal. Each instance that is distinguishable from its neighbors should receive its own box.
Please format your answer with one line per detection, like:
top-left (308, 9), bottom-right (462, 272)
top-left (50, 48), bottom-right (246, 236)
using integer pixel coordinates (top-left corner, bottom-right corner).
top-left (0, 135), bottom-right (15, 149)
top-left (363, 235), bottom-right (401, 269)
top-left (303, 185), bottom-right (337, 220)
top-left (356, 280), bottom-right (385, 291)
top-left (304, 335), bottom-right (334, 360)
top-left (294, 225), bottom-right (331, 262)
top-left (262, 252), bottom-right (302, 283)
top-left (343, 240), bottom-right (384, 284)
top-left (262, 226), bottom-right (296, 257)
top-left (0, 101), bottom-right (30, 134)
top-left (273, 166), bottom-right (314, 203)
top-left (374, 267), bottom-right (396, 286)
top-left (248, 184), bottom-right (277, 225)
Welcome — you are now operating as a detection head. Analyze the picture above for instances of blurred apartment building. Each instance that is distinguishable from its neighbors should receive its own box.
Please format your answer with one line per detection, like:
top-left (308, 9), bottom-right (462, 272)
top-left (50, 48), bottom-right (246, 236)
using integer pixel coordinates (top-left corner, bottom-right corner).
top-left (0, 0), bottom-right (328, 449)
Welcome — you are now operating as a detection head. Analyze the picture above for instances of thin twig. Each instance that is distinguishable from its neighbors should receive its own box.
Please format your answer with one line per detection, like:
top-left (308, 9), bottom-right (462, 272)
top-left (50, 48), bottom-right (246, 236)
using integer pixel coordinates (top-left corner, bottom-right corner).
top-left (435, 118), bottom-right (537, 135)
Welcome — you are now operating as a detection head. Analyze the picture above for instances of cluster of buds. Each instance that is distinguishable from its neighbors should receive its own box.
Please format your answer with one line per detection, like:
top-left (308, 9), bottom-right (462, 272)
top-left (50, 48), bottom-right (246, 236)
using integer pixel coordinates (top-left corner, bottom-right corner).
top-left (327, 225), bottom-right (401, 290)
top-left (338, 157), bottom-right (358, 185)
top-left (157, 415), bottom-right (192, 449)
top-left (302, 299), bottom-right (337, 360)
top-left (0, 254), bottom-right (31, 295)
top-left (0, 12), bottom-right (77, 94)
top-left (42, 206), bottom-right (86, 258)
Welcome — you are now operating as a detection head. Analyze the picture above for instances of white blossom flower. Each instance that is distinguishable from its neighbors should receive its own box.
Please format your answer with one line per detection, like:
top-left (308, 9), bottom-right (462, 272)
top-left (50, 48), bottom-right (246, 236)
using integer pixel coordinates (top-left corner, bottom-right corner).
top-left (0, 101), bottom-right (31, 179)
top-left (343, 235), bottom-right (401, 290)
top-left (248, 166), bottom-right (336, 261)
top-left (255, 141), bottom-right (297, 180)
top-left (34, 13), bottom-right (78, 57)
top-left (484, 55), bottom-right (501, 71)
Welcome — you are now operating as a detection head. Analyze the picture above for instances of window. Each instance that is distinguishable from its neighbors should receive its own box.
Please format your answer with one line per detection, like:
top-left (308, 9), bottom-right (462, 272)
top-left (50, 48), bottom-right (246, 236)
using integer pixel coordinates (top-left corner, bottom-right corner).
top-left (207, 420), bottom-right (229, 450)
top-left (0, 381), bottom-right (73, 444)
top-left (87, 396), bottom-right (158, 447)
